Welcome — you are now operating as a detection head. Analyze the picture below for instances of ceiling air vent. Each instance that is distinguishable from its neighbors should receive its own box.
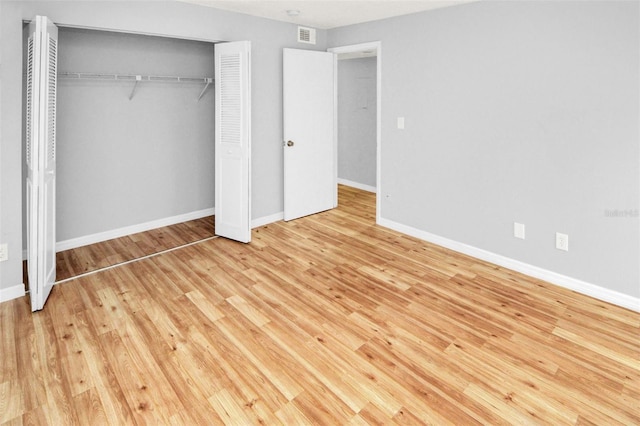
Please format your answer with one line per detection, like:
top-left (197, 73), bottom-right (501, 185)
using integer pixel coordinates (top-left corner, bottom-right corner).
top-left (297, 26), bottom-right (316, 45)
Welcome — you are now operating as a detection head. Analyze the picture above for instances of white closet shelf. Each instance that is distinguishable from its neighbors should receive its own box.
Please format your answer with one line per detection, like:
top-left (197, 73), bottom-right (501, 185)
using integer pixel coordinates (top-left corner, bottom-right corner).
top-left (58, 72), bottom-right (214, 101)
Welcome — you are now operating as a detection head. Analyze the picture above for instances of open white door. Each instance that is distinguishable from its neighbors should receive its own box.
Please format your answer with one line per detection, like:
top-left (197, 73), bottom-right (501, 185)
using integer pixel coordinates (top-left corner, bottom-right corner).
top-left (283, 48), bottom-right (336, 221)
top-left (214, 41), bottom-right (252, 243)
top-left (26, 16), bottom-right (58, 312)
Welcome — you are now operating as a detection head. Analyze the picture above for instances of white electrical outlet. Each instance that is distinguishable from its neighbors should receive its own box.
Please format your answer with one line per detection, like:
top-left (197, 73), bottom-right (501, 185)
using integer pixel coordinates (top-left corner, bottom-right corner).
top-left (514, 222), bottom-right (525, 239)
top-left (556, 232), bottom-right (569, 251)
top-left (397, 117), bottom-right (405, 129)
top-left (0, 244), bottom-right (8, 262)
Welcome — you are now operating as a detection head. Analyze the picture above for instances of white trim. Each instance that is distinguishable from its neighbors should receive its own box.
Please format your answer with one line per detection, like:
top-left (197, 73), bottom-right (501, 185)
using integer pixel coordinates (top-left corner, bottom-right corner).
top-left (376, 44), bottom-right (382, 224)
top-left (337, 178), bottom-right (376, 194)
top-left (328, 41), bottom-right (382, 223)
top-left (53, 23), bottom-right (223, 44)
top-left (328, 41), bottom-right (381, 57)
top-left (55, 208), bottom-right (215, 253)
top-left (252, 212), bottom-right (284, 228)
top-left (0, 283), bottom-right (26, 303)
top-left (331, 52), bottom-right (339, 209)
top-left (378, 217), bottom-right (640, 312)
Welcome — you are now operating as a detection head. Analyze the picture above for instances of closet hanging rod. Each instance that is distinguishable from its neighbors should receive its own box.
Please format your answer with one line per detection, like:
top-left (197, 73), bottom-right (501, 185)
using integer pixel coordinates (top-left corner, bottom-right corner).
top-left (58, 72), bottom-right (213, 84)
top-left (58, 72), bottom-right (215, 101)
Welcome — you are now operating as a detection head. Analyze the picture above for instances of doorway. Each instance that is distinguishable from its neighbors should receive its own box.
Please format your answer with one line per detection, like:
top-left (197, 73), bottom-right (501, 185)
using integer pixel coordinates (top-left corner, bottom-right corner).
top-left (329, 42), bottom-right (381, 223)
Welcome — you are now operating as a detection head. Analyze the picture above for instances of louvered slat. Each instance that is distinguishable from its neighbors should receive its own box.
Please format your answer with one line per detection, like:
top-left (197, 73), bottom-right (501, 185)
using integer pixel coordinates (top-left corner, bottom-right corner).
top-left (46, 36), bottom-right (57, 166)
top-left (26, 37), bottom-right (34, 168)
top-left (219, 54), bottom-right (241, 145)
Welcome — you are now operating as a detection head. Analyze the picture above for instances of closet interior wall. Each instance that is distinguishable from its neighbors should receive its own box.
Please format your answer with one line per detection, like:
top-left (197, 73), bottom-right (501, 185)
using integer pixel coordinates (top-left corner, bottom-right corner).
top-left (22, 27), bottom-right (216, 249)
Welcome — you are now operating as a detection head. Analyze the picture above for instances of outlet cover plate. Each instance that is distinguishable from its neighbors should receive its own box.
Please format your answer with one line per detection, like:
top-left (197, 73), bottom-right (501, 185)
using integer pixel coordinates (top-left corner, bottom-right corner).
top-left (514, 222), bottom-right (525, 239)
top-left (0, 244), bottom-right (8, 262)
top-left (556, 232), bottom-right (569, 251)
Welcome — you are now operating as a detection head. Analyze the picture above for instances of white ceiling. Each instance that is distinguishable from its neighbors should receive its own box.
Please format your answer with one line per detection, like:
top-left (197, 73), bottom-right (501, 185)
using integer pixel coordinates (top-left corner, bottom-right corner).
top-left (179, 0), bottom-right (476, 30)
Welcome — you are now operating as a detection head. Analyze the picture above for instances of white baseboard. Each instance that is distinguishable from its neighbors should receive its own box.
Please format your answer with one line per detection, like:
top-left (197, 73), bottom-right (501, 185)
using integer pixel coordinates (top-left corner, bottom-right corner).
top-left (0, 283), bottom-right (26, 304)
top-left (55, 207), bottom-right (285, 253)
top-left (378, 217), bottom-right (640, 312)
top-left (19, 205), bottom-right (637, 311)
top-left (21, 208), bottom-right (282, 260)
top-left (252, 212), bottom-right (284, 228)
top-left (250, 181), bottom-right (379, 229)
top-left (337, 178), bottom-right (377, 194)
top-left (56, 208), bottom-right (215, 253)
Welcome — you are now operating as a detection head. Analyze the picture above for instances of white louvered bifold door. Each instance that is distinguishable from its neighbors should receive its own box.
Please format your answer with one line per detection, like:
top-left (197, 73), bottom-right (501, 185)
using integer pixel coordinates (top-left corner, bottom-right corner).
top-left (26, 16), bottom-right (58, 312)
top-left (214, 41), bottom-right (252, 243)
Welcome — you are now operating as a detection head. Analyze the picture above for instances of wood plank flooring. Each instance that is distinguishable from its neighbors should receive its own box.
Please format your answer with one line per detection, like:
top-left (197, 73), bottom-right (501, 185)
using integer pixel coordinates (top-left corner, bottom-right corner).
top-left (54, 216), bottom-right (215, 282)
top-left (2, 185), bottom-right (639, 425)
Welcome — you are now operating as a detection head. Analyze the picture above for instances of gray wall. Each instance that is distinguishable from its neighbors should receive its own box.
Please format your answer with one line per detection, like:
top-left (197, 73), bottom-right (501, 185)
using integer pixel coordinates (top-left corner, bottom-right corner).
top-left (53, 28), bottom-right (215, 241)
top-left (338, 57), bottom-right (377, 188)
top-left (0, 1), bottom-right (326, 293)
top-left (329, 0), bottom-right (639, 297)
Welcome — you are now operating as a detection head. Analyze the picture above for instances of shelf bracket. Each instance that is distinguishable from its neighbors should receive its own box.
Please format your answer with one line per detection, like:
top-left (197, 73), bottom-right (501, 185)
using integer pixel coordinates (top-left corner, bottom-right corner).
top-left (129, 75), bottom-right (142, 100)
top-left (197, 78), bottom-right (213, 101)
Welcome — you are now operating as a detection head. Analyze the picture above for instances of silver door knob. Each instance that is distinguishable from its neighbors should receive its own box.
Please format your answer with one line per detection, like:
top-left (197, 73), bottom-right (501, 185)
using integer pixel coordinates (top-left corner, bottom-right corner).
top-left (287, 140), bottom-right (294, 147)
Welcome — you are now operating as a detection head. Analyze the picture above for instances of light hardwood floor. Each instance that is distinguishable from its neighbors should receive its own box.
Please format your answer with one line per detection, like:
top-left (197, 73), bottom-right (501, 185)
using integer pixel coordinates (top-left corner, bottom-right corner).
top-left (24, 217), bottom-right (215, 288)
top-left (55, 216), bottom-right (215, 282)
top-left (2, 185), bottom-right (639, 425)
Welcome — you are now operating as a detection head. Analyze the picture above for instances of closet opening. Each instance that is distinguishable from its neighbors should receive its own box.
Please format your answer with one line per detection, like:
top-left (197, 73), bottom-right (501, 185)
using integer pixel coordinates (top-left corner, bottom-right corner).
top-left (22, 25), bottom-right (220, 286)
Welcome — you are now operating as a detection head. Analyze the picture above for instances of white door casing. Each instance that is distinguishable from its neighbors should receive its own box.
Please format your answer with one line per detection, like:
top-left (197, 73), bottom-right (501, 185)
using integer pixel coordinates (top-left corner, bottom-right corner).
top-left (214, 41), bottom-right (252, 243)
top-left (26, 16), bottom-right (58, 312)
top-left (283, 48), bottom-right (336, 221)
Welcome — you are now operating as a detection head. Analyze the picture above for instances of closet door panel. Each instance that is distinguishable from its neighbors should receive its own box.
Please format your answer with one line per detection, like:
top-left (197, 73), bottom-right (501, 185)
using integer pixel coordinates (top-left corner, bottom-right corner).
top-left (214, 41), bottom-right (251, 243)
top-left (26, 15), bottom-right (58, 312)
